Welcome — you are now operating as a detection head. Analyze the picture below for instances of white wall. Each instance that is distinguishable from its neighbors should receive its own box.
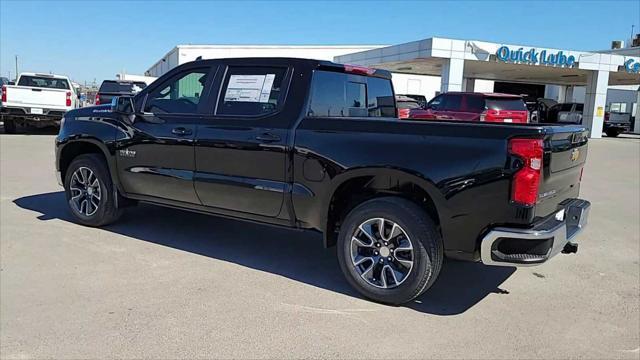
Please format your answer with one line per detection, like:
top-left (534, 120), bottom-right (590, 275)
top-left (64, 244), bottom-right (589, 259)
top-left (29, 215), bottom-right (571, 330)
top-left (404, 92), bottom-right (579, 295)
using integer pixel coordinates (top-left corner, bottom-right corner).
top-left (471, 79), bottom-right (495, 93)
top-left (391, 73), bottom-right (441, 101)
top-left (116, 73), bottom-right (157, 85)
top-left (391, 75), bottom-right (494, 101)
top-left (147, 48), bottom-right (180, 77)
top-left (146, 45), bottom-right (385, 77)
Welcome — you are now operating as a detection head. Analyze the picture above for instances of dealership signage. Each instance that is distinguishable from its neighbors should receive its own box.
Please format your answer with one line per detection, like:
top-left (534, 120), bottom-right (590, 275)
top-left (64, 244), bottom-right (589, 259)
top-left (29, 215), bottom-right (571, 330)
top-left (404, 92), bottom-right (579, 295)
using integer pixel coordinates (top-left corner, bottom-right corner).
top-left (496, 46), bottom-right (576, 68)
top-left (624, 59), bottom-right (640, 73)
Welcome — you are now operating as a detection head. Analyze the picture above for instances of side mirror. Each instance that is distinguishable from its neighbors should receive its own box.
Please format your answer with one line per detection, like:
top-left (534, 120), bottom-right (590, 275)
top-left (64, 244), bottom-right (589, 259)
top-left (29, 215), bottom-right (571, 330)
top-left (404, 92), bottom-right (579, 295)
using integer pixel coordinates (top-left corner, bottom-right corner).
top-left (8, 81), bottom-right (15, 85)
top-left (111, 96), bottom-right (134, 114)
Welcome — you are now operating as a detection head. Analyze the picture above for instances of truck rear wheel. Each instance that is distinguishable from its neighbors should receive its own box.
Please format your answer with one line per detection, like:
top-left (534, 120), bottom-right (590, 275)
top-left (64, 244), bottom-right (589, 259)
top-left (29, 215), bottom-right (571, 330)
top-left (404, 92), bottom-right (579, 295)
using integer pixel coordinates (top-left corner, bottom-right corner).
top-left (3, 119), bottom-right (17, 134)
top-left (336, 197), bottom-right (443, 305)
top-left (605, 129), bottom-right (620, 137)
top-left (64, 154), bottom-right (122, 227)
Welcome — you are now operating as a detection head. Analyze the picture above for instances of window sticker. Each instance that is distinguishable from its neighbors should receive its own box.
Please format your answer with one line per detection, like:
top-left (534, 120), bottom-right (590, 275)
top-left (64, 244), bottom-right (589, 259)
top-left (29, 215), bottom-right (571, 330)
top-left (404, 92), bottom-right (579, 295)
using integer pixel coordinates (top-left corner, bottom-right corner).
top-left (224, 74), bottom-right (275, 103)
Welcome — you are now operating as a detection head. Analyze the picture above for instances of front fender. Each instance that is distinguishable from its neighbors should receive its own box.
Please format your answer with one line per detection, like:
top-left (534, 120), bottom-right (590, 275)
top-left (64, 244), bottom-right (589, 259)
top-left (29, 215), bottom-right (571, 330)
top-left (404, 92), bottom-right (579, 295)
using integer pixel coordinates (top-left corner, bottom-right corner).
top-left (56, 116), bottom-right (120, 191)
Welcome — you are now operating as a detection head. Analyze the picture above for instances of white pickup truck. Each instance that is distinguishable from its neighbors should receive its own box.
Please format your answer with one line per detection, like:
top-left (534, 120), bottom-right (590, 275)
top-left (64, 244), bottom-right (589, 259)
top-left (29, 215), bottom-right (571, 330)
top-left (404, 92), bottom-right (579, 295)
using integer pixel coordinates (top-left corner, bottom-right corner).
top-left (1, 73), bottom-right (78, 133)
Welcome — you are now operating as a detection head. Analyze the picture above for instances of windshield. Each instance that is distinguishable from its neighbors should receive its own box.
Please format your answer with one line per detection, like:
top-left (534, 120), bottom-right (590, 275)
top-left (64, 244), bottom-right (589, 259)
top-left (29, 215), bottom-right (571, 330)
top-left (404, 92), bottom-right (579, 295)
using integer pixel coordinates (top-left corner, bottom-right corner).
top-left (485, 98), bottom-right (526, 111)
top-left (397, 100), bottom-right (421, 110)
top-left (99, 81), bottom-right (147, 94)
top-left (18, 75), bottom-right (70, 90)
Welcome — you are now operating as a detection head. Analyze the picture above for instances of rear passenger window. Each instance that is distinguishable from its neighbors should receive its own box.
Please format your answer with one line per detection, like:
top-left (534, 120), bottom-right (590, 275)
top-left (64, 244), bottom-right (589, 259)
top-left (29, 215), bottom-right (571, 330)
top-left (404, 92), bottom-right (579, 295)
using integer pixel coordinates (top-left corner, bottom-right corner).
top-left (443, 94), bottom-right (462, 110)
top-left (465, 95), bottom-right (485, 112)
top-left (217, 66), bottom-right (287, 116)
top-left (308, 70), bottom-right (395, 118)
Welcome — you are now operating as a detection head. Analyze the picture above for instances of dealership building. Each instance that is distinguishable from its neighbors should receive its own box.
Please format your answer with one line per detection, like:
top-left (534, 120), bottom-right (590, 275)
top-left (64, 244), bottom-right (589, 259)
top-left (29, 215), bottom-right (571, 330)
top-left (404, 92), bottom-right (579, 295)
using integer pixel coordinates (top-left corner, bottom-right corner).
top-left (146, 37), bottom-right (640, 138)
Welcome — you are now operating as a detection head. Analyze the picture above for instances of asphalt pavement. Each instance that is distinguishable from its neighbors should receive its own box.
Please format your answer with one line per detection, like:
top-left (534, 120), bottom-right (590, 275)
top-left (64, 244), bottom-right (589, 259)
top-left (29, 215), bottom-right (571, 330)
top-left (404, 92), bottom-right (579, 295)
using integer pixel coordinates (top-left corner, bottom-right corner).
top-left (1, 130), bottom-right (638, 359)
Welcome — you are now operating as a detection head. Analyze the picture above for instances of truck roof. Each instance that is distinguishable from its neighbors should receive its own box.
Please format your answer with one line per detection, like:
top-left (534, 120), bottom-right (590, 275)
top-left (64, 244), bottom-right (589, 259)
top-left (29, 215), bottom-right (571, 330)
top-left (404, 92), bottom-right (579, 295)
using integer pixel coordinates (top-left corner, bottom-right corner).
top-left (18, 72), bottom-right (70, 80)
top-left (182, 57), bottom-right (393, 80)
top-left (445, 91), bottom-right (524, 98)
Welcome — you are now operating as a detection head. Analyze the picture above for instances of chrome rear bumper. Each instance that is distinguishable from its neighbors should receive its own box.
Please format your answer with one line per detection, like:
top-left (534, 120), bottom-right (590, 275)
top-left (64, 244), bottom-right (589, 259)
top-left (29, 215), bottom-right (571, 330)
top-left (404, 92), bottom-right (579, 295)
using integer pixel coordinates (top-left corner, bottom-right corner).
top-left (480, 199), bottom-right (590, 267)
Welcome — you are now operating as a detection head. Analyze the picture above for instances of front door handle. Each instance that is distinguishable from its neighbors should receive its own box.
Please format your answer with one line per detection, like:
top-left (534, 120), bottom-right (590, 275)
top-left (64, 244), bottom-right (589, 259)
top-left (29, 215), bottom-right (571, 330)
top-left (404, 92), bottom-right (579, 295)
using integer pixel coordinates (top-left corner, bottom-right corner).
top-left (255, 133), bottom-right (280, 142)
top-left (171, 127), bottom-right (192, 136)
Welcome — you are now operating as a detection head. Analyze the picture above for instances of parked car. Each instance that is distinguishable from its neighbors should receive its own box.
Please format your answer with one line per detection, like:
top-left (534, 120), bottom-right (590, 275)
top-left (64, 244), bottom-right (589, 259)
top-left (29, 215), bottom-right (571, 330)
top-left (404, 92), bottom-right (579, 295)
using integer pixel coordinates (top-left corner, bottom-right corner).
top-left (0, 77), bottom-right (8, 127)
top-left (95, 80), bottom-right (147, 105)
top-left (399, 94), bottom-right (427, 107)
top-left (56, 58), bottom-right (590, 305)
top-left (1, 72), bottom-right (77, 133)
top-left (409, 92), bottom-right (529, 123)
top-left (603, 112), bottom-right (631, 137)
top-left (396, 95), bottom-right (422, 119)
top-left (527, 98), bottom-right (557, 123)
top-left (548, 103), bottom-right (583, 124)
top-left (547, 102), bottom-right (630, 137)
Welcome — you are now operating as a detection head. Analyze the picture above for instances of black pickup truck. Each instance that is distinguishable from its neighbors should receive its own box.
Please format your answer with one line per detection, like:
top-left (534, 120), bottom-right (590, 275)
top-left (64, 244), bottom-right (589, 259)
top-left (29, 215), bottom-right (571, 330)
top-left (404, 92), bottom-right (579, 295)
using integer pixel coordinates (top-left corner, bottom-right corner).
top-left (55, 58), bottom-right (591, 304)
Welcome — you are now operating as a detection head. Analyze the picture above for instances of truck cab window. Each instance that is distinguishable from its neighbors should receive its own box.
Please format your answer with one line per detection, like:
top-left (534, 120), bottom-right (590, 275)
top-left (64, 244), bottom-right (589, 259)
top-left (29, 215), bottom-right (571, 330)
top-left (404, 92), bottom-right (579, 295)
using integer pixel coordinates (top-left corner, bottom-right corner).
top-left (308, 70), bottom-right (395, 118)
top-left (346, 82), bottom-right (367, 117)
top-left (144, 70), bottom-right (208, 114)
top-left (367, 77), bottom-right (395, 117)
top-left (18, 75), bottom-right (70, 90)
top-left (217, 66), bottom-right (287, 116)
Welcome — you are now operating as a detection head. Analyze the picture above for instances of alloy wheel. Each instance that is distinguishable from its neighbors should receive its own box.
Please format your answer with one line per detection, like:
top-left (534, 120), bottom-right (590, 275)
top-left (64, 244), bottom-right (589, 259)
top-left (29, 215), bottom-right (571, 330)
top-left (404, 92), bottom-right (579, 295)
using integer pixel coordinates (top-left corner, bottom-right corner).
top-left (69, 166), bottom-right (102, 216)
top-left (350, 218), bottom-right (414, 289)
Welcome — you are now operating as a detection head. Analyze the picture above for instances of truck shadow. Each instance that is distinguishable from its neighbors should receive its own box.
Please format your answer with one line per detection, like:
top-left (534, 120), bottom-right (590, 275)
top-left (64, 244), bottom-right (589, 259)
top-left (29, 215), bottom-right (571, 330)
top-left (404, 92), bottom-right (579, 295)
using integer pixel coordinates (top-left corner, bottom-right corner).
top-left (14, 191), bottom-right (515, 316)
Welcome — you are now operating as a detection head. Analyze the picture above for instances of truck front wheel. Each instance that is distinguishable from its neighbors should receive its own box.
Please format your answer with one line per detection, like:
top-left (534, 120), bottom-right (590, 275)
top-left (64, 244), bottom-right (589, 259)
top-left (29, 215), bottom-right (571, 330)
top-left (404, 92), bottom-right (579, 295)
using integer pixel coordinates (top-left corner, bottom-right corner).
top-left (64, 154), bottom-right (122, 227)
top-left (336, 197), bottom-right (443, 305)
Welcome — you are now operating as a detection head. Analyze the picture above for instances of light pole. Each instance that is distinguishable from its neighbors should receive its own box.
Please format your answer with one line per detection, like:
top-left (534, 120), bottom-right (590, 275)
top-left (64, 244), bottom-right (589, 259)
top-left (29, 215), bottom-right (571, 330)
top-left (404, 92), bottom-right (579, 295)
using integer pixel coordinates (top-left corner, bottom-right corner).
top-left (14, 55), bottom-right (18, 78)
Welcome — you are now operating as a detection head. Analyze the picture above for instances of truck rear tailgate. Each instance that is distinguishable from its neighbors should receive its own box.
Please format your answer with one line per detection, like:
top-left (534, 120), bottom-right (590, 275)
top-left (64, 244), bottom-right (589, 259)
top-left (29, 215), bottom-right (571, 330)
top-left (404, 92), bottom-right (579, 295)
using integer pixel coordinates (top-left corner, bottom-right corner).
top-left (535, 126), bottom-right (589, 218)
top-left (3, 86), bottom-right (69, 109)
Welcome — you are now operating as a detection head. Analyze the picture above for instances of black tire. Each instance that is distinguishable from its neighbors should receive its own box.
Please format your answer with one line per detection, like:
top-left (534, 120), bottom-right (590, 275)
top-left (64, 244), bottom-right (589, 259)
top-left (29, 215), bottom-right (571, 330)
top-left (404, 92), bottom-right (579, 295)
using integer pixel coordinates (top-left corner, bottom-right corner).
top-left (337, 197), bottom-right (443, 305)
top-left (64, 154), bottom-right (122, 226)
top-left (3, 119), bottom-right (17, 134)
top-left (605, 129), bottom-right (620, 137)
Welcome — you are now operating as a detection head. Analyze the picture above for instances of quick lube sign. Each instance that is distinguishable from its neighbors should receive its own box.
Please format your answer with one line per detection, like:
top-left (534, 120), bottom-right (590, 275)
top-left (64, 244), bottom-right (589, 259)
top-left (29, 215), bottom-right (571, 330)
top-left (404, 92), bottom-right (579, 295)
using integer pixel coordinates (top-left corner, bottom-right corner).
top-left (496, 46), bottom-right (576, 68)
top-left (624, 59), bottom-right (640, 73)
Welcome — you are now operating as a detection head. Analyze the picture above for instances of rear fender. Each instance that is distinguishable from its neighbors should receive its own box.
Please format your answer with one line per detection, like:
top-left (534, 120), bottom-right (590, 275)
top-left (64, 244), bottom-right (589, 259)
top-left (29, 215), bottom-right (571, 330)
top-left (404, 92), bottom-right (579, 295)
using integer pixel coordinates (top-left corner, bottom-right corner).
top-left (320, 167), bottom-right (449, 247)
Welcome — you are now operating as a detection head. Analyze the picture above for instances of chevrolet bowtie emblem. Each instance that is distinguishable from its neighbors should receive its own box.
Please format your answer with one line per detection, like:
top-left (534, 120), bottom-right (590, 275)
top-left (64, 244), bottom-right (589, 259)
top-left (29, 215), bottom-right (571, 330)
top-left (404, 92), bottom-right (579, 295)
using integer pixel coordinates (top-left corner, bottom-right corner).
top-left (570, 148), bottom-right (580, 162)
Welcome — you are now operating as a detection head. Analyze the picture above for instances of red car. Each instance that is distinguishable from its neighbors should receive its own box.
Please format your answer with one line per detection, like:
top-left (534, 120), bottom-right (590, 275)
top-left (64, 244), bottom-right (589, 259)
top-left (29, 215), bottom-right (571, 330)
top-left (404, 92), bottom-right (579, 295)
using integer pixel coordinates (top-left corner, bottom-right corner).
top-left (395, 95), bottom-right (423, 119)
top-left (408, 92), bottom-right (529, 123)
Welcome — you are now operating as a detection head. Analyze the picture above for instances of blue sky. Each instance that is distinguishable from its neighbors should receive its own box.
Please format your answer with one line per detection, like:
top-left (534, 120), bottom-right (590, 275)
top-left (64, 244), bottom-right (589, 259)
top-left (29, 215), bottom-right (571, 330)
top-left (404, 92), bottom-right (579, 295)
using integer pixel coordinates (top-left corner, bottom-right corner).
top-left (1, 0), bottom-right (638, 84)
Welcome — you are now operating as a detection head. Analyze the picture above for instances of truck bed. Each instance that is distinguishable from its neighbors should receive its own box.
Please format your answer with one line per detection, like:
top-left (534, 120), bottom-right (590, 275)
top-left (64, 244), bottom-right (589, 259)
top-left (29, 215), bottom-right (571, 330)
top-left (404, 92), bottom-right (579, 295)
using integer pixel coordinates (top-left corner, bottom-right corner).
top-left (292, 117), bottom-right (589, 260)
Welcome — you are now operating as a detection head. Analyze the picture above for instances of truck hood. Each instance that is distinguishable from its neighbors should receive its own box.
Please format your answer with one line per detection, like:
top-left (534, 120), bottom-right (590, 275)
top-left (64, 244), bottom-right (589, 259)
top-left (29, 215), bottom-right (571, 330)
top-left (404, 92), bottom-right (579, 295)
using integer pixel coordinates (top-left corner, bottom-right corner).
top-left (67, 104), bottom-right (113, 118)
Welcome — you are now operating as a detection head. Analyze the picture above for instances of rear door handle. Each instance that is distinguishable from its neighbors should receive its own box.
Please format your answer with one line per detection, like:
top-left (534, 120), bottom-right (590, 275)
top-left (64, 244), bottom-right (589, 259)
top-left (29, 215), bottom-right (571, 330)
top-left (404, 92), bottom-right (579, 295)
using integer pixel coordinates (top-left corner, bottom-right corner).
top-left (171, 127), bottom-right (192, 136)
top-left (255, 133), bottom-right (280, 142)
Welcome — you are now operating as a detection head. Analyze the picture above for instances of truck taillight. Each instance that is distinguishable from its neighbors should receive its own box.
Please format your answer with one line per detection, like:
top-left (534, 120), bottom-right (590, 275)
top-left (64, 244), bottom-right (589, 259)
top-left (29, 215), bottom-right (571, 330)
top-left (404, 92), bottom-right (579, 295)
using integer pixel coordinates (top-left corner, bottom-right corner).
top-left (1, 85), bottom-right (6, 102)
top-left (95, 93), bottom-right (100, 105)
top-left (509, 138), bottom-right (543, 206)
top-left (66, 91), bottom-right (72, 107)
